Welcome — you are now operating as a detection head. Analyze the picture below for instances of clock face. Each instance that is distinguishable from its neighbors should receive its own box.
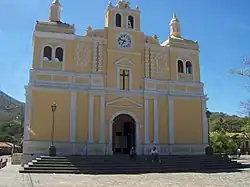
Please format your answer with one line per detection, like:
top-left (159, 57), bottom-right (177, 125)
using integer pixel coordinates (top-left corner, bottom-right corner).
top-left (117, 33), bottom-right (132, 49)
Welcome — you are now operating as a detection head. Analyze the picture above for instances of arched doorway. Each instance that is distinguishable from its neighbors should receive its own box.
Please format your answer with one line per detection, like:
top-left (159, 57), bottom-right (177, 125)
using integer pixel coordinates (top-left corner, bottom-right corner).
top-left (112, 114), bottom-right (136, 154)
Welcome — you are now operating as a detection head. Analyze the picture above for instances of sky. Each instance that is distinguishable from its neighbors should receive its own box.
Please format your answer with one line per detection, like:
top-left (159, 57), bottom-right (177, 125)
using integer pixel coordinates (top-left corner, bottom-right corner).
top-left (0, 0), bottom-right (249, 116)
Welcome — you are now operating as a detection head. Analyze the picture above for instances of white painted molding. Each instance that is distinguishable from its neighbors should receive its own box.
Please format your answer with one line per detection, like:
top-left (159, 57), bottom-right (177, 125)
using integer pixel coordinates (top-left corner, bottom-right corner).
top-left (106, 97), bottom-right (143, 108)
top-left (168, 96), bottom-right (174, 144)
top-left (23, 86), bottom-right (31, 141)
top-left (144, 99), bottom-right (149, 143)
top-left (153, 98), bottom-right (159, 144)
top-left (107, 49), bottom-right (141, 56)
top-left (69, 90), bottom-right (77, 143)
top-left (99, 95), bottom-right (105, 143)
top-left (114, 57), bottom-right (135, 67)
top-left (202, 98), bottom-right (208, 144)
top-left (34, 31), bottom-right (75, 40)
top-left (88, 95), bottom-right (94, 143)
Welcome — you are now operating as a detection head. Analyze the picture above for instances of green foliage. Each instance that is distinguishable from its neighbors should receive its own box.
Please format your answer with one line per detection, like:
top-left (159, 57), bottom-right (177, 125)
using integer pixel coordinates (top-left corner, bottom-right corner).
top-left (209, 132), bottom-right (238, 154)
top-left (0, 120), bottom-right (22, 145)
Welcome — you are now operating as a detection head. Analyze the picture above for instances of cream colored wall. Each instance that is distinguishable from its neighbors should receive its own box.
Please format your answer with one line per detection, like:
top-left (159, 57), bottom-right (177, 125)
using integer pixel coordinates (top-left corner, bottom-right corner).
top-left (76, 92), bottom-right (88, 142)
top-left (173, 98), bottom-right (203, 144)
top-left (30, 89), bottom-right (70, 141)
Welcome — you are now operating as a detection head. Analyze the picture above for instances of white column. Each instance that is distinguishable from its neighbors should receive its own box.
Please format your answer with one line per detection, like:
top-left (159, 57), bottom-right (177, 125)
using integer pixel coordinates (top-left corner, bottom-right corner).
top-left (202, 98), bottom-right (208, 144)
top-left (70, 90), bottom-right (77, 142)
top-left (99, 95), bottom-right (105, 143)
top-left (88, 95), bottom-right (94, 143)
top-left (23, 86), bottom-right (31, 141)
top-left (144, 99), bottom-right (149, 144)
top-left (153, 98), bottom-right (159, 144)
top-left (168, 96), bottom-right (174, 144)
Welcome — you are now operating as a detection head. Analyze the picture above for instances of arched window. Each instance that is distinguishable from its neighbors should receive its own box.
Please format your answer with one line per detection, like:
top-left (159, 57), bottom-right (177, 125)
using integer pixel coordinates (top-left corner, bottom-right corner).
top-left (55, 47), bottom-right (64, 62)
top-left (43, 46), bottom-right (52, 60)
top-left (177, 60), bottom-right (184, 73)
top-left (128, 15), bottom-right (134, 29)
top-left (186, 61), bottom-right (192, 74)
top-left (116, 13), bottom-right (122, 27)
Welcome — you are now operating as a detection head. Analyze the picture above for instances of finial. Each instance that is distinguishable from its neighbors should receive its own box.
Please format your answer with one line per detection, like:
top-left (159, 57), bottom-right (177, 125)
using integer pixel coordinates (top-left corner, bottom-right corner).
top-left (172, 12), bottom-right (179, 22)
top-left (108, 0), bottom-right (112, 7)
top-left (136, 5), bottom-right (140, 10)
top-left (52, 0), bottom-right (61, 6)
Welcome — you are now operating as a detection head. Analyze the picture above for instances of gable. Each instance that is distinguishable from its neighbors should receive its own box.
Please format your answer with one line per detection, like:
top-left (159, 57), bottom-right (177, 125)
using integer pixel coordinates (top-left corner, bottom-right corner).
top-left (114, 57), bottom-right (135, 67)
top-left (106, 97), bottom-right (142, 108)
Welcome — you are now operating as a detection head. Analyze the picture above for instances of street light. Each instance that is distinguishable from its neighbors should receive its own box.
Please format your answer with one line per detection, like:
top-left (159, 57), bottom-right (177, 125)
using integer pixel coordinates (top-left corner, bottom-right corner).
top-left (49, 102), bottom-right (57, 156)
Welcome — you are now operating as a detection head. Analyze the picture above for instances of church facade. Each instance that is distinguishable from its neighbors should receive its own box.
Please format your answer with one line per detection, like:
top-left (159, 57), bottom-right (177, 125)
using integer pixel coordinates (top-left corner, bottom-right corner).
top-left (23, 0), bottom-right (208, 164)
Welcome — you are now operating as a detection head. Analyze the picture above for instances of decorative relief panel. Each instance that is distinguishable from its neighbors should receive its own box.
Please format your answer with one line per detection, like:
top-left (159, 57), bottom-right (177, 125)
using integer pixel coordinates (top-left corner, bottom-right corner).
top-left (153, 52), bottom-right (168, 74)
top-left (92, 40), bottom-right (104, 72)
top-left (74, 42), bottom-right (91, 67)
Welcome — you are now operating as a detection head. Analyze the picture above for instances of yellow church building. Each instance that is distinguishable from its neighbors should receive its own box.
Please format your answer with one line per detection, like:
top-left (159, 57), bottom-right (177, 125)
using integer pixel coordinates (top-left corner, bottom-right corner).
top-left (23, 0), bottom-right (208, 164)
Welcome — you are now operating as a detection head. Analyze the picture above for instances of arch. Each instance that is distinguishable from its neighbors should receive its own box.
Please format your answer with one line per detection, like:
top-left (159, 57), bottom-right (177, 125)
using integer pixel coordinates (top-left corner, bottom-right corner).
top-left (177, 60), bottom-right (184, 73)
top-left (186, 61), bottom-right (192, 74)
top-left (128, 15), bottom-right (134, 29)
top-left (116, 13), bottom-right (122, 27)
top-left (43, 46), bottom-right (52, 60)
top-left (55, 47), bottom-right (64, 61)
top-left (109, 111), bottom-right (140, 155)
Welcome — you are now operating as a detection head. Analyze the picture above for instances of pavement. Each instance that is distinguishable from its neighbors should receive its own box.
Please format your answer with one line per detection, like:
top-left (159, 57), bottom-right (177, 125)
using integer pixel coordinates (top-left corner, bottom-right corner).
top-left (0, 156), bottom-right (250, 187)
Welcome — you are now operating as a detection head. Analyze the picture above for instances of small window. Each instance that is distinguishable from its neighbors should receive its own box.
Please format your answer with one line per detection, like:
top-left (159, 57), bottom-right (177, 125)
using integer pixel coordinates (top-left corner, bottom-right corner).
top-left (119, 69), bottom-right (130, 90)
top-left (55, 47), bottom-right (63, 62)
top-left (128, 15), bottom-right (134, 29)
top-left (186, 61), bottom-right (192, 74)
top-left (43, 46), bottom-right (52, 60)
top-left (177, 60), bottom-right (184, 73)
top-left (116, 13), bottom-right (122, 27)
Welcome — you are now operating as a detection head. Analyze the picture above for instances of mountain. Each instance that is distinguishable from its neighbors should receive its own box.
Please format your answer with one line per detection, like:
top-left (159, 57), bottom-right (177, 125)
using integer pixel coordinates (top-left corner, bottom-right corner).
top-left (0, 91), bottom-right (25, 122)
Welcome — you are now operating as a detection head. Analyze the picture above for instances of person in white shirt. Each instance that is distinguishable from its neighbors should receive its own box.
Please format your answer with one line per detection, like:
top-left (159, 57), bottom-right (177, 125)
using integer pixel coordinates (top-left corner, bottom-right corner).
top-left (150, 147), bottom-right (159, 162)
top-left (237, 147), bottom-right (241, 158)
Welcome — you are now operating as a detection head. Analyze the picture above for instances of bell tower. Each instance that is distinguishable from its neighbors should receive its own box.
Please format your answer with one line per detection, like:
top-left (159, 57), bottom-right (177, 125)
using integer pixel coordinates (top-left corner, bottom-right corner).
top-left (170, 13), bottom-right (181, 37)
top-left (105, 0), bottom-right (141, 31)
top-left (49, 0), bottom-right (62, 22)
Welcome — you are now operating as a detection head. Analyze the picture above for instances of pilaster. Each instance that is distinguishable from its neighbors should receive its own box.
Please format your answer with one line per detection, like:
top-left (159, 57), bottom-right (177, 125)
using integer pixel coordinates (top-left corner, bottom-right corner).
top-left (23, 86), bottom-right (31, 141)
top-left (202, 98), bottom-right (208, 144)
top-left (153, 98), bottom-right (159, 144)
top-left (99, 95), bottom-right (105, 143)
top-left (144, 98), bottom-right (149, 143)
top-left (88, 94), bottom-right (94, 142)
top-left (168, 96), bottom-right (174, 144)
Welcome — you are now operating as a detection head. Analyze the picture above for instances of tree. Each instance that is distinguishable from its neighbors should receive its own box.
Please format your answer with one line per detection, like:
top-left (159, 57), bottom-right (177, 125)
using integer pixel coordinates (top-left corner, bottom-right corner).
top-left (230, 58), bottom-right (250, 115)
top-left (209, 132), bottom-right (238, 154)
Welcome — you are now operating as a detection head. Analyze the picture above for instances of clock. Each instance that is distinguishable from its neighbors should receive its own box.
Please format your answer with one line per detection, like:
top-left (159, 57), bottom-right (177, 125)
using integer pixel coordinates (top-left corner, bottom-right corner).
top-left (116, 33), bottom-right (132, 49)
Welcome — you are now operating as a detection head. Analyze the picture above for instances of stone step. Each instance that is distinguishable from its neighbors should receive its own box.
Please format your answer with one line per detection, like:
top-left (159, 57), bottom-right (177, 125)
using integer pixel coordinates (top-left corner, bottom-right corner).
top-left (20, 165), bottom-right (243, 174)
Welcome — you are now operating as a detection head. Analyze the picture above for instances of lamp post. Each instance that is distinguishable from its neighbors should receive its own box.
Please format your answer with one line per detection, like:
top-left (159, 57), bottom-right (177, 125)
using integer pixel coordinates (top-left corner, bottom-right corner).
top-left (49, 102), bottom-right (57, 156)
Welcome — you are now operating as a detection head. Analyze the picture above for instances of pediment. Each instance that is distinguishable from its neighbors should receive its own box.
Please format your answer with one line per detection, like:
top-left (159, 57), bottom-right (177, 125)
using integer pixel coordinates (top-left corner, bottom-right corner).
top-left (114, 57), bottom-right (135, 67)
top-left (106, 97), bottom-right (142, 108)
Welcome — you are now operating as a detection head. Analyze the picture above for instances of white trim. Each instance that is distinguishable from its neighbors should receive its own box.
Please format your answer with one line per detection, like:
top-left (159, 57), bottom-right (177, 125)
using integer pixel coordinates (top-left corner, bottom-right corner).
top-left (144, 99), bottom-right (149, 143)
top-left (114, 12), bottom-right (123, 28)
top-left (116, 67), bottom-right (132, 90)
top-left (23, 86), bottom-right (31, 141)
top-left (108, 111), bottom-right (140, 154)
top-left (88, 95), bottom-right (94, 143)
top-left (34, 31), bottom-right (75, 40)
top-left (202, 98), bottom-right (208, 144)
top-left (106, 97), bottom-right (143, 108)
top-left (69, 90), bottom-right (77, 143)
top-left (107, 49), bottom-right (141, 56)
top-left (168, 96), bottom-right (174, 144)
top-left (114, 57), bottom-right (135, 67)
top-left (153, 98), bottom-right (159, 144)
top-left (99, 95), bottom-right (105, 143)
top-left (126, 14), bottom-right (135, 30)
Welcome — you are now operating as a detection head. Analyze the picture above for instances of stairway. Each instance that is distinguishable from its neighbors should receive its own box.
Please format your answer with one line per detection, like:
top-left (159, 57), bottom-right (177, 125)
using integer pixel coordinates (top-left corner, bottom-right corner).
top-left (19, 155), bottom-right (243, 174)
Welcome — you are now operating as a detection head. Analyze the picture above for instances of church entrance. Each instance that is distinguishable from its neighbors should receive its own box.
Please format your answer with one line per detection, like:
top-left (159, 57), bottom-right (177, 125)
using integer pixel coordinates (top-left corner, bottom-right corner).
top-left (112, 114), bottom-right (136, 154)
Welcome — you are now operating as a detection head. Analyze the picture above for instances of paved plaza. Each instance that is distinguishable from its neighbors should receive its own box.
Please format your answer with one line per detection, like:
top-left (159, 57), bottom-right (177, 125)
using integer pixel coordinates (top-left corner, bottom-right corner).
top-left (1, 157), bottom-right (250, 187)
